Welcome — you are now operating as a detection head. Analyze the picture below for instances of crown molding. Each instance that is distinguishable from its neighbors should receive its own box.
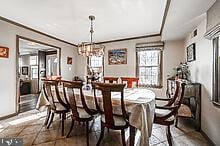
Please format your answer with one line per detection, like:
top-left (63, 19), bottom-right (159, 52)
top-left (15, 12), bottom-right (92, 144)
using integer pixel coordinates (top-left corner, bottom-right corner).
top-left (96, 33), bottom-right (161, 44)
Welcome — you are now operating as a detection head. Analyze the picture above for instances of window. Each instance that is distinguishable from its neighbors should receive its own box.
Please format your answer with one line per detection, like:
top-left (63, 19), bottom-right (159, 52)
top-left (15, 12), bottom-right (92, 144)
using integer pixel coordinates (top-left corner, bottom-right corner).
top-left (30, 56), bottom-right (38, 65)
top-left (88, 56), bottom-right (103, 76)
top-left (31, 66), bottom-right (38, 79)
top-left (46, 55), bottom-right (58, 76)
top-left (212, 36), bottom-right (220, 106)
top-left (136, 47), bottom-right (162, 88)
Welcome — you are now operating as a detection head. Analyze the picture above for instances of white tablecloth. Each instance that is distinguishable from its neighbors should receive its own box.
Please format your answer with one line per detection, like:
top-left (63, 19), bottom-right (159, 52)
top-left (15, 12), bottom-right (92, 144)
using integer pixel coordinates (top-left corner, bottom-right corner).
top-left (36, 88), bottom-right (155, 146)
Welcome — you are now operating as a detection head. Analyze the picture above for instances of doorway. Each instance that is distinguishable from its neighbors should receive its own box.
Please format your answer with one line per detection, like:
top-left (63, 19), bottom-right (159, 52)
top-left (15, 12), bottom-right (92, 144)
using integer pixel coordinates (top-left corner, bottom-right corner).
top-left (17, 36), bottom-right (61, 113)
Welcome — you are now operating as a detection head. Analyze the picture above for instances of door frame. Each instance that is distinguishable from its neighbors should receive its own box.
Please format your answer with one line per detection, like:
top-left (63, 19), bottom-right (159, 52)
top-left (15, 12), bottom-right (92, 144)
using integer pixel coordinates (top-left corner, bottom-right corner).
top-left (16, 35), bottom-right (61, 113)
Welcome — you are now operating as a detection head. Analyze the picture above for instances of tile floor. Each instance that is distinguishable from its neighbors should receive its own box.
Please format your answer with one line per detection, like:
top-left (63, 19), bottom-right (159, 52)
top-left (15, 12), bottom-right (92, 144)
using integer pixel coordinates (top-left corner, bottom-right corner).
top-left (0, 110), bottom-right (212, 146)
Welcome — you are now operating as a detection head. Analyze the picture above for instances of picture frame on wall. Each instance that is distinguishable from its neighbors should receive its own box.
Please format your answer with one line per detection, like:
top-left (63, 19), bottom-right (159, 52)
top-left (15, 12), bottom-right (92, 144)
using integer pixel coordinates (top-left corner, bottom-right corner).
top-left (22, 66), bottom-right (29, 75)
top-left (108, 48), bottom-right (127, 65)
top-left (0, 46), bottom-right (9, 58)
top-left (187, 43), bottom-right (196, 62)
top-left (67, 57), bottom-right (72, 65)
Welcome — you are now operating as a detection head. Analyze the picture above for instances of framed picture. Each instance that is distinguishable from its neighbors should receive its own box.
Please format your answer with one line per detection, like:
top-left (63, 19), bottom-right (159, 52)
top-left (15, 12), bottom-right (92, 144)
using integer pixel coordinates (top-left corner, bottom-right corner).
top-left (0, 46), bottom-right (9, 58)
top-left (67, 57), bottom-right (72, 65)
top-left (22, 66), bottom-right (29, 75)
top-left (108, 48), bottom-right (127, 65)
top-left (187, 43), bottom-right (196, 62)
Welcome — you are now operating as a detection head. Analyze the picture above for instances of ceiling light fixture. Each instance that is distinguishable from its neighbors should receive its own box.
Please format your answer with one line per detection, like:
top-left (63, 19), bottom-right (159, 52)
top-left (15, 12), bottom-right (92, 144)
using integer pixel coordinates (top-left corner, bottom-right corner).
top-left (77, 15), bottom-right (105, 57)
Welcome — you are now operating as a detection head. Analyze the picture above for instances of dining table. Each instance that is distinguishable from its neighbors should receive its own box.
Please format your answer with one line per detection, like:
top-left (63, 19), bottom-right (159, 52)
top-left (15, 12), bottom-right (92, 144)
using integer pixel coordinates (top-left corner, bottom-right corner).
top-left (36, 86), bottom-right (156, 146)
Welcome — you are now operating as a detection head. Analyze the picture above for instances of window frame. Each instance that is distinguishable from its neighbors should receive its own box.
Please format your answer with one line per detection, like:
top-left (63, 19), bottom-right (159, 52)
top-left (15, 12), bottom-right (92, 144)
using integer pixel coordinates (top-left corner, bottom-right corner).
top-left (29, 55), bottom-right (38, 66)
top-left (31, 65), bottom-right (38, 79)
top-left (87, 56), bottom-right (104, 76)
top-left (212, 36), bottom-right (220, 107)
top-left (136, 48), bottom-right (163, 88)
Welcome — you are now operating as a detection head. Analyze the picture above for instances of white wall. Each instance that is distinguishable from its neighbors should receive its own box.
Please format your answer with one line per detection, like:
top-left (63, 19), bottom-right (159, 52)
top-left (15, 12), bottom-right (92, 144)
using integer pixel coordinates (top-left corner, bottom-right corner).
top-left (0, 20), bottom-right (77, 117)
top-left (207, 0), bottom-right (220, 32)
top-left (185, 18), bottom-right (220, 145)
top-left (76, 36), bottom-right (185, 96)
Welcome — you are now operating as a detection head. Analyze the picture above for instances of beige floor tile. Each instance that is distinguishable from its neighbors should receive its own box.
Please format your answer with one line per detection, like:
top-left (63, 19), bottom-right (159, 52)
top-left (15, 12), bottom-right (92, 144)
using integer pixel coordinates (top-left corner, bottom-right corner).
top-left (150, 134), bottom-right (161, 145)
top-left (33, 130), bottom-right (57, 144)
top-left (19, 124), bottom-right (42, 136)
top-left (151, 128), bottom-right (167, 142)
top-left (33, 141), bottom-right (56, 146)
top-left (0, 110), bottom-right (213, 146)
top-left (1, 126), bottom-right (25, 137)
top-left (17, 133), bottom-right (38, 146)
top-left (55, 132), bottom-right (98, 146)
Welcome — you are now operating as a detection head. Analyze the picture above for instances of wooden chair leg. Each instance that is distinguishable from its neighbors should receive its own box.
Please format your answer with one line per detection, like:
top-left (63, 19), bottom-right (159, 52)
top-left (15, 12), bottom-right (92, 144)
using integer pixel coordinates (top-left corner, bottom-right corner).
top-left (66, 118), bottom-right (75, 138)
top-left (130, 126), bottom-right (136, 146)
top-left (175, 116), bottom-right (178, 127)
top-left (47, 112), bottom-right (54, 129)
top-left (166, 125), bottom-right (173, 146)
top-left (86, 121), bottom-right (89, 146)
top-left (61, 113), bottom-right (65, 136)
top-left (121, 129), bottom-right (126, 146)
top-left (44, 109), bottom-right (51, 125)
top-left (97, 122), bottom-right (105, 146)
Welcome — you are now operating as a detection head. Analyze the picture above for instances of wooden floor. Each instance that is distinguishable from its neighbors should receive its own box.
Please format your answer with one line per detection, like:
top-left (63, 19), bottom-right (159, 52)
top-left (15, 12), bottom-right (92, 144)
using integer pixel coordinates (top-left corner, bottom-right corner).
top-left (0, 110), bottom-right (212, 146)
top-left (19, 94), bottom-right (39, 113)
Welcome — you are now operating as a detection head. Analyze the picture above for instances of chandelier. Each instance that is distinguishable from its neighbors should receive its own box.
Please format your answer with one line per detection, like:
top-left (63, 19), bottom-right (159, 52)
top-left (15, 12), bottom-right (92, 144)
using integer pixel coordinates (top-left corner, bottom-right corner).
top-left (77, 15), bottom-right (105, 57)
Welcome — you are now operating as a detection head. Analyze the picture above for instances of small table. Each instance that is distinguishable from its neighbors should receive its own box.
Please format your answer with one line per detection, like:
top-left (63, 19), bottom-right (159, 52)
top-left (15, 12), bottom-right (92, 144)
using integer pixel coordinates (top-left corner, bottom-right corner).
top-left (36, 88), bottom-right (156, 146)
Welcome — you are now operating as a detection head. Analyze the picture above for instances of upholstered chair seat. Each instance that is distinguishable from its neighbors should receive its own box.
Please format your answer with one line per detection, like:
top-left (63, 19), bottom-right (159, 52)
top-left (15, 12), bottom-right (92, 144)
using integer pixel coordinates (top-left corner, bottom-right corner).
top-left (178, 104), bottom-right (192, 117)
top-left (101, 114), bottom-right (127, 126)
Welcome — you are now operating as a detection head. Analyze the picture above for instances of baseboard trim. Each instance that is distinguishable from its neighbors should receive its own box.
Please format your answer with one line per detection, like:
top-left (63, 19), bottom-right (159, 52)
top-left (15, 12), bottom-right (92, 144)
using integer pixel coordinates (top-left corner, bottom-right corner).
top-left (201, 130), bottom-right (216, 146)
top-left (0, 112), bottom-right (18, 120)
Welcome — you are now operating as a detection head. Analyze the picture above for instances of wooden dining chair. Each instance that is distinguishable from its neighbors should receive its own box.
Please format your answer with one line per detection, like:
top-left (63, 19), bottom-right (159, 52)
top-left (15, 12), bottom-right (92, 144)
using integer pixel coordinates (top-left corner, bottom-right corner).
top-left (103, 77), bottom-right (119, 83)
top-left (154, 81), bottom-right (186, 146)
top-left (95, 83), bottom-right (129, 146)
top-left (43, 80), bottom-right (69, 136)
top-left (121, 77), bottom-right (139, 88)
top-left (62, 80), bottom-right (97, 146)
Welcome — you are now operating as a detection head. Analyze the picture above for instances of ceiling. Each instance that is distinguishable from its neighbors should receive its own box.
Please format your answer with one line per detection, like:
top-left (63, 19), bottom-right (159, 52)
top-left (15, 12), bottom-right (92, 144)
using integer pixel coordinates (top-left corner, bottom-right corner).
top-left (162, 0), bottom-right (216, 41)
top-left (19, 39), bottom-right (57, 55)
top-left (0, 0), bottom-right (217, 44)
top-left (0, 0), bottom-right (167, 44)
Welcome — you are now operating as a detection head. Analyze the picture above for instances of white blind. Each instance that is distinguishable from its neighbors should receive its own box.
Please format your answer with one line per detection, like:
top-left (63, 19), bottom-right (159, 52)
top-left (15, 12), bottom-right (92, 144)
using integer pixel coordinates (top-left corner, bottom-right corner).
top-left (136, 41), bottom-right (164, 52)
top-left (204, 23), bottom-right (220, 40)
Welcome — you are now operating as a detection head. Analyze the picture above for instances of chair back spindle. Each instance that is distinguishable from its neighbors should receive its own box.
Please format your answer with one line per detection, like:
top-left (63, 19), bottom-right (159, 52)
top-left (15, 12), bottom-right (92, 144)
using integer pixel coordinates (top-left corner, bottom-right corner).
top-left (43, 80), bottom-right (66, 110)
top-left (95, 83), bottom-right (128, 127)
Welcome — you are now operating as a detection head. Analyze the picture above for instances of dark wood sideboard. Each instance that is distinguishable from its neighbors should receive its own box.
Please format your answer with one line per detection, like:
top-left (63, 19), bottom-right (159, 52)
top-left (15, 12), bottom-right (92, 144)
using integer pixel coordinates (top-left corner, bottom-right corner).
top-left (166, 78), bottom-right (201, 131)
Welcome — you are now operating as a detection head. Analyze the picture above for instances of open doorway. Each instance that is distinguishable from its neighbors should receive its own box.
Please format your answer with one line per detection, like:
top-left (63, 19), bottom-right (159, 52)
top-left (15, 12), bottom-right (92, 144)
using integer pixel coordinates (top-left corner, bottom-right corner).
top-left (17, 36), bottom-right (61, 113)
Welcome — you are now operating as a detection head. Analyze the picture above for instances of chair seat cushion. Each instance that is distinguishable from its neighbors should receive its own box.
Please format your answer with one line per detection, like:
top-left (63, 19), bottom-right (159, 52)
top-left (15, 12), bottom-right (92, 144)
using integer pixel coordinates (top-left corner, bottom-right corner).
top-left (101, 114), bottom-right (127, 126)
top-left (155, 108), bottom-right (171, 117)
top-left (155, 108), bottom-right (175, 121)
top-left (53, 103), bottom-right (68, 111)
top-left (178, 104), bottom-right (192, 117)
top-left (75, 108), bottom-right (92, 119)
top-left (155, 97), bottom-right (169, 106)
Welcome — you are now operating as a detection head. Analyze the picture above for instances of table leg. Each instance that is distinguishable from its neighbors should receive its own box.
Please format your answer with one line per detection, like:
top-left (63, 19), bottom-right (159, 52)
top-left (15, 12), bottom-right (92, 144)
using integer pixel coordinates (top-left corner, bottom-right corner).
top-left (130, 125), bottom-right (136, 146)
